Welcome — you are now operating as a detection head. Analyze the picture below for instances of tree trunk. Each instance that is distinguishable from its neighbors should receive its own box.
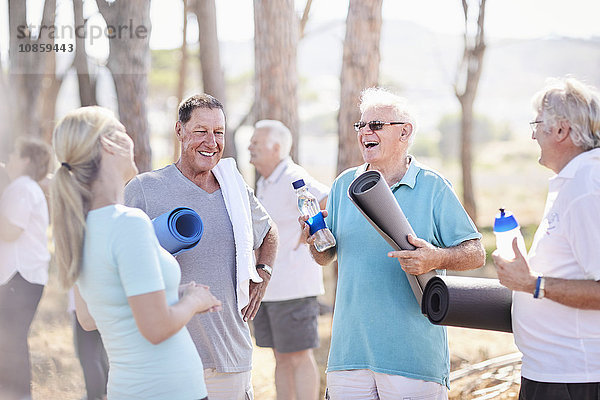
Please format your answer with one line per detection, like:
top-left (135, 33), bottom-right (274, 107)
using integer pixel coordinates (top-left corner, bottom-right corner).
top-left (174, 0), bottom-right (189, 162)
top-left (98, 0), bottom-right (152, 173)
top-left (460, 96), bottom-right (475, 222)
top-left (299, 0), bottom-right (314, 39)
top-left (73, 0), bottom-right (96, 107)
top-left (38, 49), bottom-right (64, 144)
top-left (253, 0), bottom-right (299, 161)
top-left (8, 0), bottom-right (56, 140)
top-left (454, 0), bottom-right (487, 224)
top-left (194, 0), bottom-right (235, 159)
top-left (337, 0), bottom-right (383, 174)
top-left (0, 68), bottom-right (12, 159)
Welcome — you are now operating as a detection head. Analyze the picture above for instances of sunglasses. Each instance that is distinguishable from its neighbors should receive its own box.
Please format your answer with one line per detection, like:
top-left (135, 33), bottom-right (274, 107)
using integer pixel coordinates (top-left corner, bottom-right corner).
top-left (353, 120), bottom-right (407, 132)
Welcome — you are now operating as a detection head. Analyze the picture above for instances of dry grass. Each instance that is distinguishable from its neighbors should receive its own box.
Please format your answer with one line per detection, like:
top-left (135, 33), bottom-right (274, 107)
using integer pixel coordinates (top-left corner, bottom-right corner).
top-left (27, 261), bottom-right (520, 400)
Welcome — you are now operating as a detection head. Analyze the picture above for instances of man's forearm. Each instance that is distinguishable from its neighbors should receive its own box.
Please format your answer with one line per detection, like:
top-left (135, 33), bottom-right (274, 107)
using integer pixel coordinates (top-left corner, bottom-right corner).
top-left (538, 278), bottom-right (600, 310)
top-left (256, 224), bottom-right (278, 267)
top-left (440, 239), bottom-right (485, 271)
top-left (309, 244), bottom-right (337, 266)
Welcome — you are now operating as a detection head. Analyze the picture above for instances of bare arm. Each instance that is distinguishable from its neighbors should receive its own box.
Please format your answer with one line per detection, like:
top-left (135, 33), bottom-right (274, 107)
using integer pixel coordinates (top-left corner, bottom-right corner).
top-left (129, 282), bottom-right (221, 345)
top-left (542, 278), bottom-right (600, 309)
top-left (388, 236), bottom-right (485, 275)
top-left (74, 285), bottom-right (97, 331)
top-left (0, 214), bottom-right (24, 241)
top-left (0, 163), bottom-right (8, 195)
top-left (493, 239), bottom-right (600, 310)
top-left (242, 224), bottom-right (278, 322)
top-left (254, 224), bottom-right (278, 267)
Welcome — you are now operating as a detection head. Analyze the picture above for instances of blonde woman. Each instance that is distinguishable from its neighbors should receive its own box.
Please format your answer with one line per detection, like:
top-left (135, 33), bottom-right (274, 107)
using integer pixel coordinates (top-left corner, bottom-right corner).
top-left (50, 106), bottom-right (221, 400)
top-left (0, 138), bottom-right (52, 400)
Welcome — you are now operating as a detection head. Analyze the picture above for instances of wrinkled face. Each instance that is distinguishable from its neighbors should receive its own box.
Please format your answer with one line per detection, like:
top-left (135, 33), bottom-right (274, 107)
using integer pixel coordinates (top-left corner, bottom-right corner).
top-left (248, 128), bottom-right (278, 167)
top-left (177, 107), bottom-right (225, 174)
top-left (356, 106), bottom-right (411, 166)
top-left (531, 112), bottom-right (554, 170)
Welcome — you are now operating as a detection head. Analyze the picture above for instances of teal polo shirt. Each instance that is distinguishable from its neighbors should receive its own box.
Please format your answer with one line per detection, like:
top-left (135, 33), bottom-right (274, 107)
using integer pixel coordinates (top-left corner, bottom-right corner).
top-left (325, 157), bottom-right (481, 388)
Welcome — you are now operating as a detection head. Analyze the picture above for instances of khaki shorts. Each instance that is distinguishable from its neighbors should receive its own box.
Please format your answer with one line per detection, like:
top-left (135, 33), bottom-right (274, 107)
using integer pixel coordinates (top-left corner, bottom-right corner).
top-left (203, 369), bottom-right (253, 400)
top-left (253, 296), bottom-right (320, 353)
top-left (326, 369), bottom-right (447, 400)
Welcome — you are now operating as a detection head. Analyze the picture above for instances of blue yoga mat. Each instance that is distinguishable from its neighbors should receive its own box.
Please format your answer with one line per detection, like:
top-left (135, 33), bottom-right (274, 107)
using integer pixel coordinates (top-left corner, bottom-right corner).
top-left (152, 207), bottom-right (203, 256)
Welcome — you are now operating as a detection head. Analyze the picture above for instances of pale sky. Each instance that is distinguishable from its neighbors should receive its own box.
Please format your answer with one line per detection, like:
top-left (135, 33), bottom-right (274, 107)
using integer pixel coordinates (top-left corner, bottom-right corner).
top-left (151, 0), bottom-right (600, 47)
top-left (1, 0), bottom-right (600, 64)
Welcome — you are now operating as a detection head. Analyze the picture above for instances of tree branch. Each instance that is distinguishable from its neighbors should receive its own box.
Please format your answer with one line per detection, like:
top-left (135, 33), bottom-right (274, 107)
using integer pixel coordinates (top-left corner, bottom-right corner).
top-left (299, 0), bottom-right (314, 39)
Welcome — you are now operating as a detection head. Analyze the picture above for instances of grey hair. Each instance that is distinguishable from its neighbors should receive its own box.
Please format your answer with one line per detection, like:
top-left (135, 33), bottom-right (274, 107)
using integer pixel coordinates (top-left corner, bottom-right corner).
top-left (532, 77), bottom-right (600, 150)
top-left (359, 87), bottom-right (418, 146)
top-left (254, 119), bottom-right (293, 159)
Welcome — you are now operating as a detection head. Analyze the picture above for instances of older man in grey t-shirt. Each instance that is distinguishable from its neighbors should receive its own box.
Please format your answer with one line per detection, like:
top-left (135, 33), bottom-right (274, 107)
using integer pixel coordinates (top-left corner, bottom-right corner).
top-left (124, 94), bottom-right (278, 400)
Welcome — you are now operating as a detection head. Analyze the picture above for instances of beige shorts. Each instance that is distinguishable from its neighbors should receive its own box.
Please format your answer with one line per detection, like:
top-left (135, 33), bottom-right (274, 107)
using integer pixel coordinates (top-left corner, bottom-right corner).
top-left (327, 369), bottom-right (447, 400)
top-left (203, 369), bottom-right (253, 400)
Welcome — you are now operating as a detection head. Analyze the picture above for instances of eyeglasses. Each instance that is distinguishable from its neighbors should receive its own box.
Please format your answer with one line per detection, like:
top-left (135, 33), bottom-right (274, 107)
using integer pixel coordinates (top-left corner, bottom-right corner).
top-left (353, 120), bottom-right (407, 132)
top-left (529, 120), bottom-right (543, 135)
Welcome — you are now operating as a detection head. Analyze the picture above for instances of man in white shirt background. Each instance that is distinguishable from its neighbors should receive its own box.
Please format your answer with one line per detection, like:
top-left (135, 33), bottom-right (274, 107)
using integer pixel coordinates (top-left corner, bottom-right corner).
top-left (249, 120), bottom-right (329, 400)
top-left (493, 77), bottom-right (600, 400)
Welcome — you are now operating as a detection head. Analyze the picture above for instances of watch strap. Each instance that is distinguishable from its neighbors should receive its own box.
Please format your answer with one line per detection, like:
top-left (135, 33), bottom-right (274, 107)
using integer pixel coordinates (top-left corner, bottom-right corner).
top-left (534, 276), bottom-right (546, 299)
top-left (256, 263), bottom-right (272, 276)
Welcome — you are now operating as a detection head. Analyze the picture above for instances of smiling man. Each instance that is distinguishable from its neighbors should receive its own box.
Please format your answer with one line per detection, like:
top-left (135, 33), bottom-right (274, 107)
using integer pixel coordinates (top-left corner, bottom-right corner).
top-left (124, 94), bottom-right (278, 400)
top-left (493, 78), bottom-right (600, 400)
top-left (301, 87), bottom-right (485, 400)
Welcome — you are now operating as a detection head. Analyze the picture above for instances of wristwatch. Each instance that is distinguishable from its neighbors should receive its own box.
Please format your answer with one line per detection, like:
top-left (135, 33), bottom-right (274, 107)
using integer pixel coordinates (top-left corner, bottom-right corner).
top-left (256, 263), bottom-right (273, 276)
top-left (534, 276), bottom-right (546, 299)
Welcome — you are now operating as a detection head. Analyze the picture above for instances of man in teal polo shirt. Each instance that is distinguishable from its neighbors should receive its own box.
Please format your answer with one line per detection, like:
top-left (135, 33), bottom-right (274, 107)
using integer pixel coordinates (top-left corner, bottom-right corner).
top-left (301, 87), bottom-right (485, 399)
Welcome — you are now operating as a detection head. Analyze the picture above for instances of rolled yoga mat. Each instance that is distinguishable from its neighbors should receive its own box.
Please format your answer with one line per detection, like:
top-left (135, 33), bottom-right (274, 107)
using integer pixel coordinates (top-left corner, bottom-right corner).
top-left (152, 207), bottom-right (203, 256)
top-left (347, 170), bottom-right (437, 309)
top-left (421, 276), bottom-right (513, 333)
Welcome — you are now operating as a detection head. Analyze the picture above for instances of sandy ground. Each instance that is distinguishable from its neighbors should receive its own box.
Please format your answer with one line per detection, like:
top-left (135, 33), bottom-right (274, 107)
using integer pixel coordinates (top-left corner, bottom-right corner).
top-left (22, 263), bottom-right (520, 400)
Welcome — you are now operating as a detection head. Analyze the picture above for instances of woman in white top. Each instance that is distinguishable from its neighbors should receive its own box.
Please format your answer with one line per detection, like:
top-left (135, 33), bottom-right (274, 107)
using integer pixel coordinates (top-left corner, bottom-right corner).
top-left (0, 138), bottom-right (52, 399)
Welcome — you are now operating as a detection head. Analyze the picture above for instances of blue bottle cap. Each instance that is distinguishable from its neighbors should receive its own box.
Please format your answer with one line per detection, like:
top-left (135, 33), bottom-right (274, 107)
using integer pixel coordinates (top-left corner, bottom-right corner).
top-left (493, 208), bottom-right (519, 232)
top-left (292, 179), bottom-right (305, 190)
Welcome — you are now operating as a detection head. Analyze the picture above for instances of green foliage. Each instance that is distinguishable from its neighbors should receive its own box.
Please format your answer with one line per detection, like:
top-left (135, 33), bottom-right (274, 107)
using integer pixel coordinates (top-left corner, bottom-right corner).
top-left (300, 112), bottom-right (337, 137)
top-left (149, 48), bottom-right (202, 97)
top-left (479, 223), bottom-right (538, 267)
top-left (437, 113), bottom-right (512, 161)
top-left (411, 131), bottom-right (440, 158)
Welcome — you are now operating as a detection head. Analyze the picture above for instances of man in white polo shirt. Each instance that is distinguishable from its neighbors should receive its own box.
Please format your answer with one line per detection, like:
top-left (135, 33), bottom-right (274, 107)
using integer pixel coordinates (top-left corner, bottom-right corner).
top-left (249, 120), bottom-right (328, 400)
top-left (494, 77), bottom-right (600, 400)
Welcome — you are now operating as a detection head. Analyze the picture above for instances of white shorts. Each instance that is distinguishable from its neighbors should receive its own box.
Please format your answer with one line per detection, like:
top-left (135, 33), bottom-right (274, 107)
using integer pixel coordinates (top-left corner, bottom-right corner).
top-left (203, 369), bottom-right (253, 400)
top-left (327, 369), bottom-right (447, 400)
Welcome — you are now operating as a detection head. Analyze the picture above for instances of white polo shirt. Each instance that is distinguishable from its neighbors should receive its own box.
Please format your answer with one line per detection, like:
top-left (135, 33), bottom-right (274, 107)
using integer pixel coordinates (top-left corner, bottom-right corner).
top-left (256, 157), bottom-right (328, 301)
top-left (513, 148), bottom-right (600, 383)
top-left (0, 176), bottom-right (50, 286)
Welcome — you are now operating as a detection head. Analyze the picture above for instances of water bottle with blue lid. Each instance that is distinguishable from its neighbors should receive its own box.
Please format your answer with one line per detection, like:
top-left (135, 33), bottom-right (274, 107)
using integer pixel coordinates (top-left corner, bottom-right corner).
top-left (493, 208), bottom-right (527, 259)
top-left (293, 179), bottom-right (336, 252)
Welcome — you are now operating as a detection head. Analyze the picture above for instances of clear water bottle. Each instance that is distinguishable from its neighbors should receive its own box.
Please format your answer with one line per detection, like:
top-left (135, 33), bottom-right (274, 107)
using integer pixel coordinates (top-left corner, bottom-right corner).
top-left (493, 208), bottom-right (527, 259)
top-left (292, 179), bottom-right (336, 252)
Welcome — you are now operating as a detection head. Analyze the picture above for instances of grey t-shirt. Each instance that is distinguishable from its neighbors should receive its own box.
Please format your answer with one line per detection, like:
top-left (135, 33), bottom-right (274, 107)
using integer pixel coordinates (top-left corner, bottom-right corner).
top-left (124, 163), bottom-right (271, 372)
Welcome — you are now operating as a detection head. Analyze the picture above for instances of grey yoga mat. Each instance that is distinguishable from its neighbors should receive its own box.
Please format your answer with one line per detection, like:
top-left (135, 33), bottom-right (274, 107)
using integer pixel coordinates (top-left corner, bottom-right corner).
top-left (421, 276), bottom-right (513, 333)
top-left (347, 170), bottom-right (437, 309)
top-left (348, 169), bottom-right (513, 333)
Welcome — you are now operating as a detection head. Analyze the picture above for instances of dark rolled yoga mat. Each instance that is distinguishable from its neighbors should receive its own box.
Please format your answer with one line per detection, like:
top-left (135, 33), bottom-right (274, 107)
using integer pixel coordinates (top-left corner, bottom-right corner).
top-left (421, 276), bottom-right (513, 333)
top-left (347, 170), bottom-right (437, 309)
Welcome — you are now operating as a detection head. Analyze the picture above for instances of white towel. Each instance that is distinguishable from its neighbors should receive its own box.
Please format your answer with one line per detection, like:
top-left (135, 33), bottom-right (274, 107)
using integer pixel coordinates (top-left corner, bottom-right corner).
top-left (212, 158), bottom-right (263, 316)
